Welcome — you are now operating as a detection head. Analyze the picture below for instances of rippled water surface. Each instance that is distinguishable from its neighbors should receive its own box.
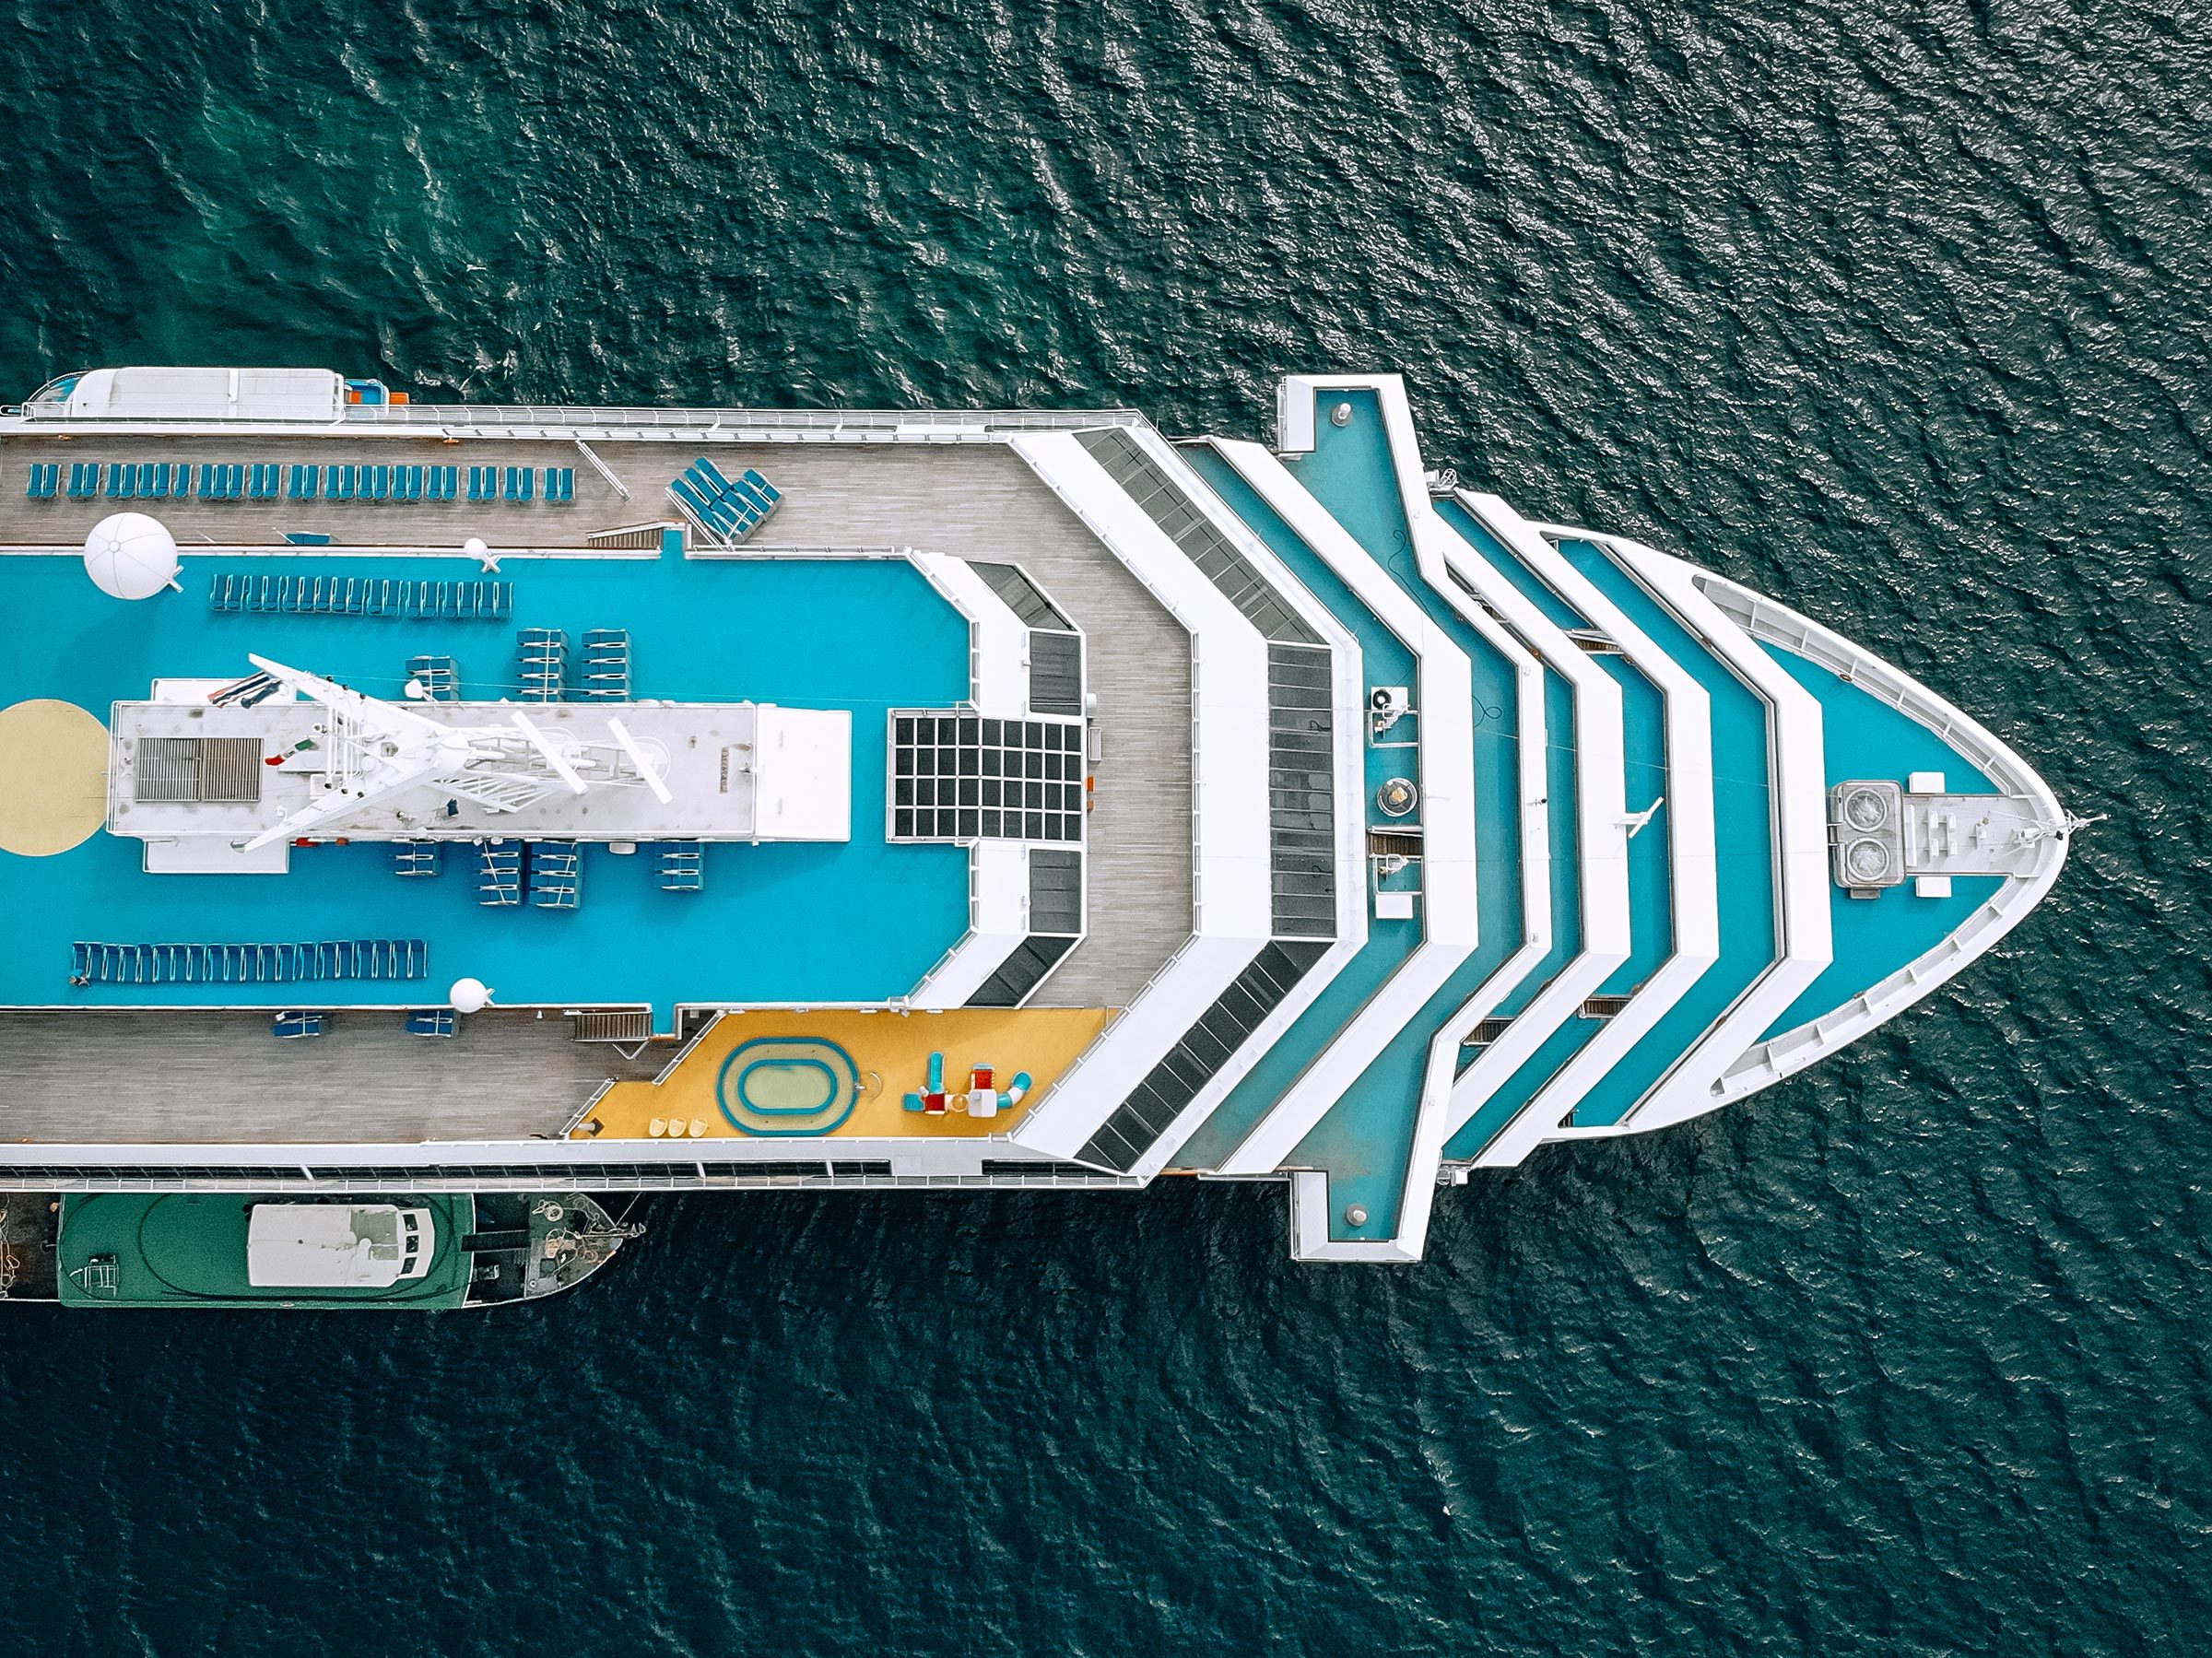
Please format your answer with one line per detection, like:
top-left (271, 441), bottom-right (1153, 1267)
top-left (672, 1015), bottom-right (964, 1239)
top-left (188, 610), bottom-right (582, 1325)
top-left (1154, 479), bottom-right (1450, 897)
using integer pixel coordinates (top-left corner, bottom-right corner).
top-left (3, 1), bottom-right (2208, 1652)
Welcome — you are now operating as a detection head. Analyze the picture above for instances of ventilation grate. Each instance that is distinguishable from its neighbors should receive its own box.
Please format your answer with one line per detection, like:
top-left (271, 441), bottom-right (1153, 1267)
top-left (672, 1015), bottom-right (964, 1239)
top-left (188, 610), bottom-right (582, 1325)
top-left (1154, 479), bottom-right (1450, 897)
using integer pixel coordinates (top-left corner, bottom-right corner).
top-left (133, 736), bottom-right (263, 804)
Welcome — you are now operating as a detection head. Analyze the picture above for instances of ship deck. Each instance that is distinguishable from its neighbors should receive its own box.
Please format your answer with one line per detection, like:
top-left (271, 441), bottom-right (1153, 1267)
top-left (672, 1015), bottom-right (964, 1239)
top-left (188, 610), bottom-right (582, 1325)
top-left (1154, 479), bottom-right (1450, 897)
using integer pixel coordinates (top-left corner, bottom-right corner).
top-left (0, 436), bottom-right (1194, 1146)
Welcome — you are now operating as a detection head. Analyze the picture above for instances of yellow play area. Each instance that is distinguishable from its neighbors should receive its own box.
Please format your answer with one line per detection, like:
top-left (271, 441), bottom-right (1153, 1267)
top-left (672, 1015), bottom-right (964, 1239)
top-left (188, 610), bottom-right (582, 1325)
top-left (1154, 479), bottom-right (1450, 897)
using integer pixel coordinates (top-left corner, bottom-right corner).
top-left (578, 1005), bottom-right (1114, 1141)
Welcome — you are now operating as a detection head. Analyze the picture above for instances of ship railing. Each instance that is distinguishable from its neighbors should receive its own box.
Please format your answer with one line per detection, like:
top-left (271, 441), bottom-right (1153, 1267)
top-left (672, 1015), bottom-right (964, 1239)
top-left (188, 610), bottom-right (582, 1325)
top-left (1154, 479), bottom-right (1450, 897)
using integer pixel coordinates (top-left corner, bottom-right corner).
top-left (343, 404), bottom-right (1147, 437)
top-left (0, 1158), bottom-right (1147, 1193)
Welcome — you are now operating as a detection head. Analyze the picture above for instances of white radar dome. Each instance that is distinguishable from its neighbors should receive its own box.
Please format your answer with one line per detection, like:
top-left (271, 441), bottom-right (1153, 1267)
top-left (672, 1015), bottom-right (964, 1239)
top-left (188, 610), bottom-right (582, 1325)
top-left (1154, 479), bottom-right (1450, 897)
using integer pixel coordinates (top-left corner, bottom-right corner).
top-left (448, 977), bottom-right (495, 1014)
top-left (83, 512), bottom-right (181, 600)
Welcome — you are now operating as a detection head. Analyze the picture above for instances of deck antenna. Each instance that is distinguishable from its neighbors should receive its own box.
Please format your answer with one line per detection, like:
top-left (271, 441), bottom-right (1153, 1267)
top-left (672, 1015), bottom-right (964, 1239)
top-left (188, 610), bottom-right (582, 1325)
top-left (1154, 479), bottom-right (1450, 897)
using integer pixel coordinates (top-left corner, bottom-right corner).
top-left (1618, 796), bottom-right (1665, 838)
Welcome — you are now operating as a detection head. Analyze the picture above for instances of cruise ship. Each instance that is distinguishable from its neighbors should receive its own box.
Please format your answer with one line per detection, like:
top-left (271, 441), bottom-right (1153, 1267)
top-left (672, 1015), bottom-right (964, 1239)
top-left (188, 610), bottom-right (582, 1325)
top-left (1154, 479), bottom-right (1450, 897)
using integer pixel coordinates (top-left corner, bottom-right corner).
top-left (0, 367), bottom-right (2073, 1307)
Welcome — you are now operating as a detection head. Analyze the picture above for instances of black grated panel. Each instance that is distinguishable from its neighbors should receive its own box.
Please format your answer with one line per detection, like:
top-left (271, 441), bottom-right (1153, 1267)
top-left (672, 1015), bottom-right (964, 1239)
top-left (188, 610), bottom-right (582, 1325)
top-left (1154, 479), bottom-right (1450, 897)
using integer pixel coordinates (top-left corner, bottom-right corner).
top-left (1029, 630), bottom-right (1084, 716)
top-left (1073, 939), bottom-right (1330, 1171)
top-left (969, 560), bottom-right (1072, 629)
top-left (1075, 429), bottom-right (1322, 646)
top-left (967, 934), bottom-right (1077, 1007)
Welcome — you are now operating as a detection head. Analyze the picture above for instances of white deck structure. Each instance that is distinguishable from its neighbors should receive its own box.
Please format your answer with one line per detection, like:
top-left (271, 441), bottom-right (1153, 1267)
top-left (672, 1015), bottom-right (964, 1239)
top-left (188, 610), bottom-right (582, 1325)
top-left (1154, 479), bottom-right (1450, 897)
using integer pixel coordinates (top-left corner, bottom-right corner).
top-left (0, 366), bottom-right (2077, 1270)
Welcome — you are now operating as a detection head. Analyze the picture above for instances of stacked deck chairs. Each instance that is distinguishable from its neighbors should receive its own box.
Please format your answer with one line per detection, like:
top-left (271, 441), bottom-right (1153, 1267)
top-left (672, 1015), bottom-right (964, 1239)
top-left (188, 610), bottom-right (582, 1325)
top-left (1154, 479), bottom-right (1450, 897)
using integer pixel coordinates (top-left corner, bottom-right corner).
top-left (478, 842), bottom-right (524, 906)
top-left (25, 459), bottom-right (575, 505)
top-left (208, 573), bottom-right (512, 619)
top-left (658, 841), bottom-right (706, 893)
top-left (70, 938), bottom-right (428, 985)
top-left (405, 1008), bottom-right (458, 1038)
top-left (526, 841), bottom-right (582, 910)
top-left (273, 1011), bottom-right (326, 1040)
top-left (666, 457), bottom-right (781, 547)
top-left (516, 628), bottom-right (566, 700)
top-left (406, 653), bottom-right (460, 701)
top-left (391, 841), bottom-right (442, 877)
top-left (581, 629), bottom-right (630, 699)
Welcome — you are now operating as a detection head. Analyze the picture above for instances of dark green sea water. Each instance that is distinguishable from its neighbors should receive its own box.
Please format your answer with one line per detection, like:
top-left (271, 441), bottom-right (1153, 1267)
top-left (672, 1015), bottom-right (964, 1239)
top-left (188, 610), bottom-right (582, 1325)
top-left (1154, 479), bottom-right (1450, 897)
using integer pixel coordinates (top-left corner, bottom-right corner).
top-left (3, 1), bottom-right (2208, 1651)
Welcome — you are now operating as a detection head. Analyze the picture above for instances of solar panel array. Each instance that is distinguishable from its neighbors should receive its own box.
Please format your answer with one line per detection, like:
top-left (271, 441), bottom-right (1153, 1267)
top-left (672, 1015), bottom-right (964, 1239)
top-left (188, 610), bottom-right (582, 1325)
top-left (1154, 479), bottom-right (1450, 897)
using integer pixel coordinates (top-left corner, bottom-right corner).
top-left (890, 712), bottom-right (1086, 844)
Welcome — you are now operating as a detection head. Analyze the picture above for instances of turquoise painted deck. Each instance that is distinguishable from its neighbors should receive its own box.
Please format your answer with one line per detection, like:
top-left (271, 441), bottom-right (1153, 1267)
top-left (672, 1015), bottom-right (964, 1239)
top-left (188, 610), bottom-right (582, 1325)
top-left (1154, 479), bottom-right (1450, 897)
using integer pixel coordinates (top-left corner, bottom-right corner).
top-left (1276, 393), bottom-right (1532, 1241)
top-left (1539, 538), bottom-right (1779, 1133)
top-left (1446, 1011), bottom-right (1608, 1159)
top-left (1440, 503), bottom-right (1675, 994)
top-left (0, 552), bottom-right (972, 1026)
top-left (1169, 447), bottom-right (1422, 1175)
top-left (1755, 643), bottom-right (2002, 1041)
top-left (1434, 507), bottom-right (1678, 1162)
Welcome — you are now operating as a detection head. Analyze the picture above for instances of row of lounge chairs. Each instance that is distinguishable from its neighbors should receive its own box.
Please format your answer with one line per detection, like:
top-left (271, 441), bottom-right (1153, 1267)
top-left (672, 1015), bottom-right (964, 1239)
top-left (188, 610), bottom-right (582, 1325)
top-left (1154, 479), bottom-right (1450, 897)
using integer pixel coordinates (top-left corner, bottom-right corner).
top-left (22, 461), bottom-right (577, 504)
top-left (666, 457), bottom-right (781, 546)
top-left (70, 938), bottom-right (429, 985)
top-left (208, 574), bottom-right (513, 619)
top-left (273, 1008), bottom-right (459, 1040)
top-left (393, 838), bottom-right (701, 893)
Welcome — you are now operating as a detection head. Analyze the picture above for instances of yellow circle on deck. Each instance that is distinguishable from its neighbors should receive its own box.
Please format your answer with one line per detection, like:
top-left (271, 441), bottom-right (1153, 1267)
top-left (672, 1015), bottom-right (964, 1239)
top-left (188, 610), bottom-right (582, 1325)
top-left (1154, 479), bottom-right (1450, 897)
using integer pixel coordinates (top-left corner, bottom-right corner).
top-left (0, 700), bottom-right (110, 857)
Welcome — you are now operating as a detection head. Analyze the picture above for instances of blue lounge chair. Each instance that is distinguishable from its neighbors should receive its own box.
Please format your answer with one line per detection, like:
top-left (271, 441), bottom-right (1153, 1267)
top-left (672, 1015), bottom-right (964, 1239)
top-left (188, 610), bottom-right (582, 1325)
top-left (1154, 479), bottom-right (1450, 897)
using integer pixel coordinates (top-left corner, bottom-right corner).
top-left (327, 464), bottom-right (357, 502)
top-left (728, 475), bottom-right (776, 518)
top-left (740, 467), bottom-right (782, 506)
top-left (467, 465), bottom-right (497, 502)
top-left (405, 1009), bottom-right (456, 1038)
top-left (67, 463), bottom-right (99, 499)
top-left (363, 464), bottom-right (391, 501)
top-left (288, 463), bottom-right (319, 500)
top-left (669, 473), bottom-right (742, 539)
top-left (395, 464), bottom-right (424, 502)
top-left (429, 464), bottom-right (457, 501)
top-left (247, 464), bottom-right (279, 500)
top-left (544, 466), bottom-right (575, 502)
top-left (24, 462), bottom-right (59, 499)
top-left (272, 1011), bottom-right (324, 1040)
top-left (686, 460), bottom-right (762, 529)
top-left (105, 463), bottom-right (134, 500)
top-left (503, 465), bottom-right (534, 503)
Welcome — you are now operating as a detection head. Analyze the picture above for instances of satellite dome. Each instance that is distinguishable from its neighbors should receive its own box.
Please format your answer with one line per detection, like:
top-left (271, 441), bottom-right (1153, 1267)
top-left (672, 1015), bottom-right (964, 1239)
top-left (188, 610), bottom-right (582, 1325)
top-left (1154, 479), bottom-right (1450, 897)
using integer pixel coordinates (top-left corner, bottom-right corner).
top-left (448, 977), bottom-right (494, 1014)
top-left (83, 513), bottom-right (181, 600)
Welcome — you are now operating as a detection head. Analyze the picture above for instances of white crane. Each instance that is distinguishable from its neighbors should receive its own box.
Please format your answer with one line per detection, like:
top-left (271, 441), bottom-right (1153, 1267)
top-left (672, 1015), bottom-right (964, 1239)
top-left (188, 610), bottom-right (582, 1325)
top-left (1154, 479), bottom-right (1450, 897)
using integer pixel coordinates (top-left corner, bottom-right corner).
top-left (236, 654), bottom-right (670, 852)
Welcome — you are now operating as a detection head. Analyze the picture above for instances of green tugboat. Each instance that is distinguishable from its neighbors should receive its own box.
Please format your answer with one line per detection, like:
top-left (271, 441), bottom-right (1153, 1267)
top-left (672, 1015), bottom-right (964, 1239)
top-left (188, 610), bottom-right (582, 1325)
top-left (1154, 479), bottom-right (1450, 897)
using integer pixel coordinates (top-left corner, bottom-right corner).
top-left (23, 1191), bottom-right (636, 1311)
